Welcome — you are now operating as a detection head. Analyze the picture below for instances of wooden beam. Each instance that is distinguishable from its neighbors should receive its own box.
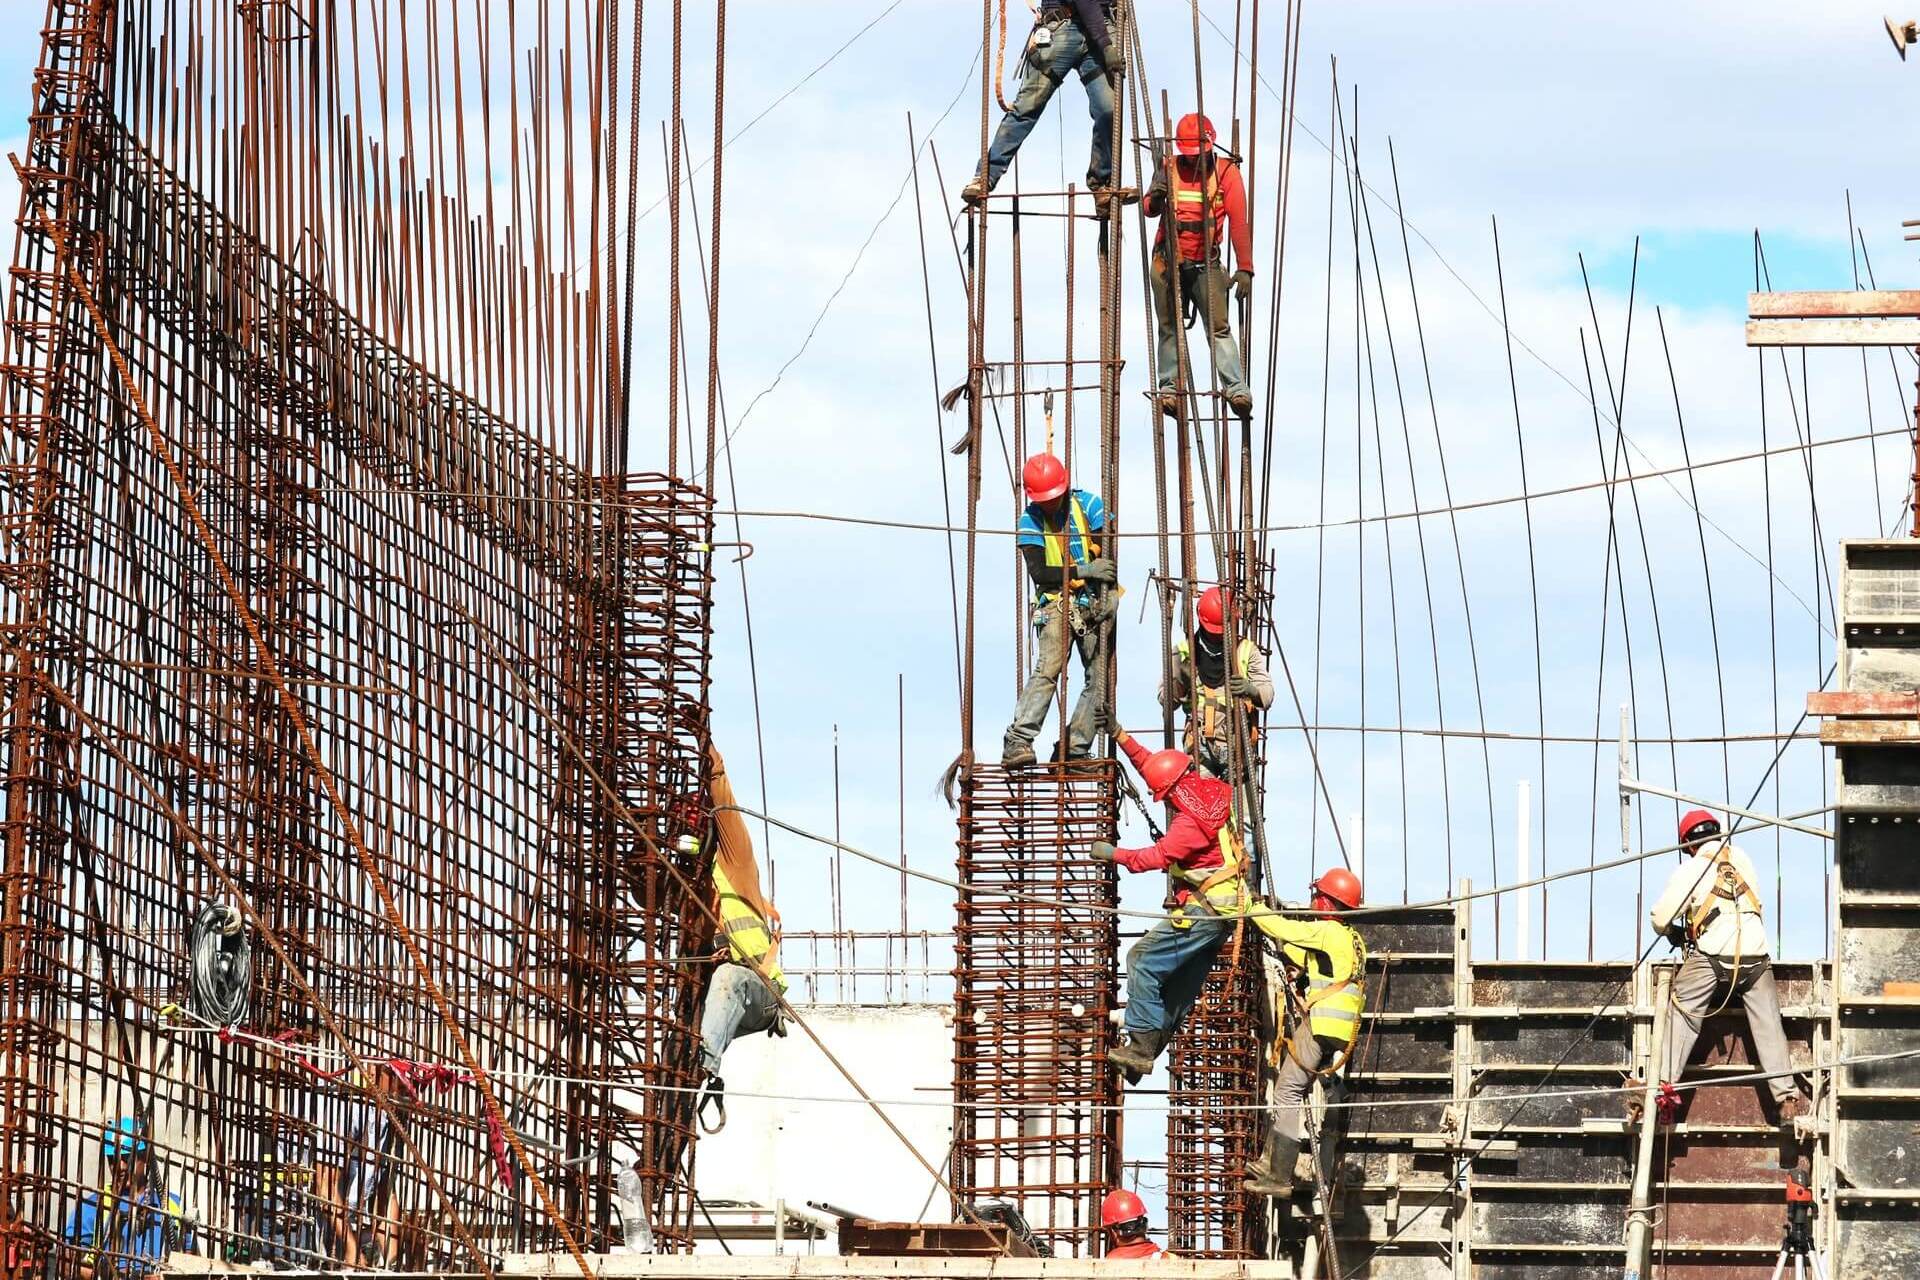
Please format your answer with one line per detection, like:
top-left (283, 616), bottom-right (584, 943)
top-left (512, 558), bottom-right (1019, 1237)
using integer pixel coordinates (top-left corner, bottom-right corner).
top-left (1746, 317), bottom-right (1920, 348)
top-left (1749, 289), bottom-right (1920, 318)
top-left (1807, 691), bottom-right (1920, 717)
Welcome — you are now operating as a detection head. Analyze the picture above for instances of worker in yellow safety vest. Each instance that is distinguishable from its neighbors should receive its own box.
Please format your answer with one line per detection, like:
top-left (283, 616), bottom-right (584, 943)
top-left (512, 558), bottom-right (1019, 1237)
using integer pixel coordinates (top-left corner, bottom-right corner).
top-left (1161, 585), bottom-right (1274, 779)
top-left (1244, 868), bottom-right (1367, 1200)
top-left (696, 748), bottom-right (788, 1088)
top-left (1647, 808), bottom-right (1805, 1126)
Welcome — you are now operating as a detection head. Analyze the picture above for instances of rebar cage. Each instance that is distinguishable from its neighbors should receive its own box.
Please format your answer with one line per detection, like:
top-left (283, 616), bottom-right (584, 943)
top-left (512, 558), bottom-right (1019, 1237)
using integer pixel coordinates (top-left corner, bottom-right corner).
top-left (0, 1), bottom-right (716, 1272)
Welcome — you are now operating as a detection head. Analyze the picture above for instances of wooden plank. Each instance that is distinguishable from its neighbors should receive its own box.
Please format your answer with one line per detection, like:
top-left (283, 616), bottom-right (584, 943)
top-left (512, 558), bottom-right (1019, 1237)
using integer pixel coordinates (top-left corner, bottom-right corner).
top-left (1820, 720), bottom-right (1920, 745)
top-left (1749, 289), bottom-right (1920, 318)
top-left (1746, 316), bottom-right (1920, 347)
top-left (1808, 691), bottom-right (1920, 716)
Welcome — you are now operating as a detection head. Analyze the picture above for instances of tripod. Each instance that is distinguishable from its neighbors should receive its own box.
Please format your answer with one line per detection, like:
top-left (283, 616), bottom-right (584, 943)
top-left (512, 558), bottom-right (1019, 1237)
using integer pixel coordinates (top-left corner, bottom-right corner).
top-left (1768, 1171), bottom-right (1829, 1280)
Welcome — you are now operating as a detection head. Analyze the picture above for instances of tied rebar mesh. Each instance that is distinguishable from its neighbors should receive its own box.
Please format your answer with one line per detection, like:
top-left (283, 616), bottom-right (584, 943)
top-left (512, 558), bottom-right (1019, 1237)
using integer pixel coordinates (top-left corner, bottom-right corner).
top-left (0, 11), bottom-right (716, 1272)
top-left (952, 763), bottom-right (1122, 1256)
top-left (1165, 945), bottom-right (1264, 1257)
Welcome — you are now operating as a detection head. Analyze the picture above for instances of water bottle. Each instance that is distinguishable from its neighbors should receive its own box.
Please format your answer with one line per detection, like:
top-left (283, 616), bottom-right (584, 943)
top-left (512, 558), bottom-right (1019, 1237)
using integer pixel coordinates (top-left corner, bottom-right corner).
top-left (615, 1167), bottom-right (653, 1253)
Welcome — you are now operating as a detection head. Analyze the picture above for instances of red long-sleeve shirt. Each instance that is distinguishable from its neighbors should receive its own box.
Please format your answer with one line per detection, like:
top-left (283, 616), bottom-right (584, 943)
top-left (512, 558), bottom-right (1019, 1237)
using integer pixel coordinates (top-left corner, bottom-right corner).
top-left (1113, 735), bottom-right (1227, 893)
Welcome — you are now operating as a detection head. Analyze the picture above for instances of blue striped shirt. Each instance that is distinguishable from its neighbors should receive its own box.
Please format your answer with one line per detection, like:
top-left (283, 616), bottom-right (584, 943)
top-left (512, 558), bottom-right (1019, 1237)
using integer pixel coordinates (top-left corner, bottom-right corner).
top-left (1017, 489), bottom-right (1107, 603)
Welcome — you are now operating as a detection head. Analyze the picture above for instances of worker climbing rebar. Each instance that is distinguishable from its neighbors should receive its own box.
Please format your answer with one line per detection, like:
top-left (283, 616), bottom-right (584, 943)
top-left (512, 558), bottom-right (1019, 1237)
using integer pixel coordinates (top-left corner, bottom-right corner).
top-left (962, 1), bottom-right (1126, 205)
top-left (1243, 868), bottom-right (1367, 1208)
top-left (1002, 453), bottom-right (1114, 766)
top-left (1160, 585), bottom-right (1275, 781)
top-left (1646, 808), bottom-right (1808, 1127)
top-left (1143, 113), bottom-right (1255, 419)
top-left (1095, 729), bottom-right (1250, 1079)
top-left (695, 746), bottom-right (789, 1126)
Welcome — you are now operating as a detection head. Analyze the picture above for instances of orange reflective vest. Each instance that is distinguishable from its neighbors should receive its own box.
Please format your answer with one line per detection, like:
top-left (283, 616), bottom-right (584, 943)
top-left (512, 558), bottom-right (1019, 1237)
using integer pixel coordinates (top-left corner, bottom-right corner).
top-left (1167, 158), bottom-right (1233, 263)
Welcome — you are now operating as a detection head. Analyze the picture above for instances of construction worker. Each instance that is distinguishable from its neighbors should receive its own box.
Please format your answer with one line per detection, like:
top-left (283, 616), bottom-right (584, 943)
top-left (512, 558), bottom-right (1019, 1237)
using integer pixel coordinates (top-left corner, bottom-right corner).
top-left (1243, 868), bottom-right (1367, 1200)
top-left (962, 1), bottom-right (1123, 204)
top-left (1648, 808), bottom-right (1806, 1125)
top-left (696, 747), bottom-right (787, 1096)
top-left (1003, 453), bottom-right (1113, 766)
top-left (64, 1117), bottom-right (194, 1280)
top-left (1161, 585), bottom-right (1274, 779)
top-left (1099, 1188), bottom-right (1163, 1259)
top-left (1095, 729), bottom-right (1245, 1079)
top-left (1143, 114), bottom-right (1254, 418)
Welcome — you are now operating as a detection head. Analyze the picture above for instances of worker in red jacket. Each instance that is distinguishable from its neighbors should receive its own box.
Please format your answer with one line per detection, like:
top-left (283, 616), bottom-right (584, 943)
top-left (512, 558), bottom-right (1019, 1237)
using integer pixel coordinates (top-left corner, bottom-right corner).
top-left (1099, 1188), bottom-right (1164, 1259)
top-left (1142, 113), bottom-right (1253, 418)
top-left (1093, 728), bottom-right (1249, 1080)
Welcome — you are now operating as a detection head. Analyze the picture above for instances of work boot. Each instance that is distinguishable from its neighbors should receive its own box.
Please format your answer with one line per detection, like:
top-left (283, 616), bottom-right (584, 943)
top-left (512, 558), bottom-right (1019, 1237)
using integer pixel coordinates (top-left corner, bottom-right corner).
top-left (1226, 389), bottom-right (1253, 418)
top-left (1775, 1094), bottom-right (1806, 1128)
top-left (1622, 1075), bottom-right (1646, 1124)
top-left (1108, 1029), bottom-right (1165, 1083)
top-left (1001, 741), bottom-right (1037, 767)
top-left (1243, 1128), bottom-right (1304, 1198)
top-left (962, 175), bottom-right (990, 206)
top-left (1155, 389), bottom-right (1181, 419)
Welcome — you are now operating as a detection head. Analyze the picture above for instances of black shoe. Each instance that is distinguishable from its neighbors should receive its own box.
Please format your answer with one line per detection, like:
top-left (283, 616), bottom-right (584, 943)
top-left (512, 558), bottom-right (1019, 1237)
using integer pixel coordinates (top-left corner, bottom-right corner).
top-left (1226, 390), bottom-right (1253, 418)
top-left (1243, 1131), bottom-right (1304, 1198)
top-left (1109, 1029), bottom-right (1166, 1081)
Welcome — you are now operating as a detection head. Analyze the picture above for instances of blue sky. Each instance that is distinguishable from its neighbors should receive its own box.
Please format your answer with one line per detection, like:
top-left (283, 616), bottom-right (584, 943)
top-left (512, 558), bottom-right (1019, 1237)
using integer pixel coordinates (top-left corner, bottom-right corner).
top-left (1, 0), bottom-right (1913, 1097)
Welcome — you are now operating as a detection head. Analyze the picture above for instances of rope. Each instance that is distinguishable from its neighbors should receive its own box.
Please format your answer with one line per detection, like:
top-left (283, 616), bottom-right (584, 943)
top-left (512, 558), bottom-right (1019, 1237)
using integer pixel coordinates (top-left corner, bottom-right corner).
top-left (186, 903), bottom-right (250, 1026)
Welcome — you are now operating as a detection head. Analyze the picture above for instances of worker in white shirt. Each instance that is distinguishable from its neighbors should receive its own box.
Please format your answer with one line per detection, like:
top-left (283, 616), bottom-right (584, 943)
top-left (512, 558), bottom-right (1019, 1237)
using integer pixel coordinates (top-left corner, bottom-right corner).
top-left (1647, 808), bottom-right (1806, 1126)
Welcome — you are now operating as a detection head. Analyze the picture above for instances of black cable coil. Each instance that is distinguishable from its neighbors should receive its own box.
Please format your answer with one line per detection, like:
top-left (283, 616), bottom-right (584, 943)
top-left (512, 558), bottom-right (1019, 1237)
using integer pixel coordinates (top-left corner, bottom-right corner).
top-left (188, 902), bottom-right (251, 1025)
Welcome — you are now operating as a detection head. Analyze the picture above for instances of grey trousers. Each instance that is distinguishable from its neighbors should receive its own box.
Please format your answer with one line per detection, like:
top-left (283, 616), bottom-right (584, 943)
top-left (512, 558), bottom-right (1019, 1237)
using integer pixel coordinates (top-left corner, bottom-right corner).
top-left (1273, 1020), bottom-right (1347, 1143)
top-left (1004, 599), bottom-right (1111, 758)
top-left (698, 962), bottom-right (779, 1077)
top-left (1663, 950), bottom-right (1797, 1105)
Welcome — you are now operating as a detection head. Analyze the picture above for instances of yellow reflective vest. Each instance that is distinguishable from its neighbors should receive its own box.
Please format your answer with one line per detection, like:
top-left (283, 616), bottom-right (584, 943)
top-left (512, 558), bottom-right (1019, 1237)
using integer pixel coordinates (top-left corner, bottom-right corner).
top-left (1250, 913), bottom-right (1366, 1044)
top-left (1172, 636), bottom-right (1261, 751)
top-left (715, 863), bottom-right (786, 993)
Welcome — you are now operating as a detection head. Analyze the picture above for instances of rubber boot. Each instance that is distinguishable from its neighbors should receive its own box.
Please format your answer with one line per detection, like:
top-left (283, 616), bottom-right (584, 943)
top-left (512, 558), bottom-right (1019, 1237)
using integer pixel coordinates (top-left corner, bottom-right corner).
top-left (1243, 1126), bottom-right (1303, 1197)
top-left (1108, 1029), bottom-right (1166, 1083)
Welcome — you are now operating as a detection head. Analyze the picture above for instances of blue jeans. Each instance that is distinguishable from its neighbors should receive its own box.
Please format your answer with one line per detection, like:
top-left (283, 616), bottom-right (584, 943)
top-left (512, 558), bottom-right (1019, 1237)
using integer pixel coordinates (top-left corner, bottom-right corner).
top-left (1123, 912), bottom-right (1233, 1040)
top-left (983, 18), bottom-right (1114, 190)
top-left (698, 962), bottom-right (778, 1076)
top-left (1152, 254), bottom-right (1247, 399)
top-left (1004, 597), bottom-right (1112, 758)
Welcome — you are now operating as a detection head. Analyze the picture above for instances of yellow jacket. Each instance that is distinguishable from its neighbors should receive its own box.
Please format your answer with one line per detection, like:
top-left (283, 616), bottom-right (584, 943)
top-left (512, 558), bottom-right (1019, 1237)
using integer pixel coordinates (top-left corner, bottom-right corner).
top-left (1251, 912), bottom-right (1365, 1043)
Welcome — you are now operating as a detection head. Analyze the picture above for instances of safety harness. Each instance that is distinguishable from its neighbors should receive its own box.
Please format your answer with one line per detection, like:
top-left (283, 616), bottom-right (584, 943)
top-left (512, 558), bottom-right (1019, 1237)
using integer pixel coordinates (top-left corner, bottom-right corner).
top-left (1684, 842), bottom-right (1763, 945)
top-left (1032, 493), bottom-right (1098, 607)
top-left (1269, 925), bottom-right (1368, 1078)
top-left (1164, 157), bottom-right (1232, 265)
top-left (1173, 635), bottom-right (1260, 759)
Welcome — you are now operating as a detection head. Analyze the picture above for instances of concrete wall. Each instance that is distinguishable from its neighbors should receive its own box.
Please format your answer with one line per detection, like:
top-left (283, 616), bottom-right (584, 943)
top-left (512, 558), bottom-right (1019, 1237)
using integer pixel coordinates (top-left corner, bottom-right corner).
top-left (691, 1004), bottom-right (956, 1254)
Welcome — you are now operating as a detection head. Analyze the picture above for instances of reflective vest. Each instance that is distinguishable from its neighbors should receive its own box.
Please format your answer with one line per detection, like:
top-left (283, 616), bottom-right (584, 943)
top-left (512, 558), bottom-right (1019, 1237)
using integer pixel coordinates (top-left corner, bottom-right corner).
top-left (1685, 842), bottom-right (1763, 945)
top-left (1033, 493), bottom-right (1098, 605)
top-left (1173, 636), bottom-right (1261, 753)
top-left (1166, 158), bottom-right (1233, 263)
top-left (1255, 916), bottom-right (1366, 1045)
top-left (1172, 821), bottom-right (1253, 922)
top-left (714, 864), bottom-right (786, 993)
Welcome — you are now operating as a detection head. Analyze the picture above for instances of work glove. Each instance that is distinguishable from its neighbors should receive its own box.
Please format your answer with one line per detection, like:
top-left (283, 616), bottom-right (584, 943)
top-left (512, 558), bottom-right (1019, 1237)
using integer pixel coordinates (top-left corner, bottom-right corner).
top-left (1233, 268), bottom-right (1254, 302)
top-left (1090, 841), bottom-right (1117, 863)
top-left (1226, 675), bottom-right (1255, 698)
top-left (1077, 556), bottom-right (1117, 585)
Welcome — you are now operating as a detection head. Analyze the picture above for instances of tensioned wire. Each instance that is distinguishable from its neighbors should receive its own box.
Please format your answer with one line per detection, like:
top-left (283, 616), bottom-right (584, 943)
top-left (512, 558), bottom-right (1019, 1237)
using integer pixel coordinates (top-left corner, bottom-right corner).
top-left (165, 1006), bottom-right (1919, 1121)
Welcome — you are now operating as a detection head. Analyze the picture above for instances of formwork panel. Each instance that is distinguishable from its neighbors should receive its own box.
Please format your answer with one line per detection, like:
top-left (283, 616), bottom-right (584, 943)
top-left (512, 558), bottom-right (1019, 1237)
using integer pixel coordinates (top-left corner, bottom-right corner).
top-left (951, 762), bottom-right (1120, 1256)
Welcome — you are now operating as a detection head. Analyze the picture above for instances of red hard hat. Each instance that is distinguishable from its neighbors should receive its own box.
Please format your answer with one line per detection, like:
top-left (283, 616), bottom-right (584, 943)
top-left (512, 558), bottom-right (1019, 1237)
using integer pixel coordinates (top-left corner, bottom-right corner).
top-left (1312, 867), bottom-right (1364, 910)
top-left (1022, 453), bottom-right (1069, 503)
top-left (1139, 748), bottom-right (1191, 799)
top-left (1678, 808), bottom-right (1720, 845)
top-left (1101, 1188), bottom-right (1147, 1228)
top-left (1196, 586), bottom-right (1227, 634)
top-left (1175, 113), bottom-right (1216, 156)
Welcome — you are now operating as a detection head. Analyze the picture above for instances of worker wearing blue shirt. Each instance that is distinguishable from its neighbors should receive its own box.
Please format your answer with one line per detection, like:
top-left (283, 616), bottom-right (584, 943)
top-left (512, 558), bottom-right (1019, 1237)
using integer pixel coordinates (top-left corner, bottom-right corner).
top-left (1003, 452), bottom-right (1114, 765)
top-left (64, 1118), bottom-right (193, 1280)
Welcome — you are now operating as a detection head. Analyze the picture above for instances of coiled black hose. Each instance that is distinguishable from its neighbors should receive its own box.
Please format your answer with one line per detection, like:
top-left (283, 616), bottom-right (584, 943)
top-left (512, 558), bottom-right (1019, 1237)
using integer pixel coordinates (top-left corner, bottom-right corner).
top-left (188, 902), bottom-right (251, 1024)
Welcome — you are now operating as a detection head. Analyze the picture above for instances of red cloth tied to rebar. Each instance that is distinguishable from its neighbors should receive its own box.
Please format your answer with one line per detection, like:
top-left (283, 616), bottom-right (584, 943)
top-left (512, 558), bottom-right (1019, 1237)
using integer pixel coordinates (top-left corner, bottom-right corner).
top-left (1655, 1081), bottom-right (1683, 1125)
top-left (384, 1058), bottom-right (467, 1098)
top-left (482, 1108), bottom-right (516, 1188)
